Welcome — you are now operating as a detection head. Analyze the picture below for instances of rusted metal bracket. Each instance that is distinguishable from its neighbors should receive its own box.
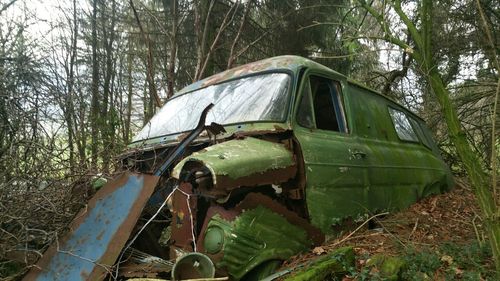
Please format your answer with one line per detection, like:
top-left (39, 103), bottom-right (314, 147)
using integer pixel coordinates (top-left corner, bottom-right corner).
top-left (155, 103), bottom-right (214, 177)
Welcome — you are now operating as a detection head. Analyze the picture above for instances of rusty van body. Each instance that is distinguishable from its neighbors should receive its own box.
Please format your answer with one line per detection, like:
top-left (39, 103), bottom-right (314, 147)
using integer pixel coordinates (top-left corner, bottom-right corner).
top-left (119, 56), bottom-right (453, 280)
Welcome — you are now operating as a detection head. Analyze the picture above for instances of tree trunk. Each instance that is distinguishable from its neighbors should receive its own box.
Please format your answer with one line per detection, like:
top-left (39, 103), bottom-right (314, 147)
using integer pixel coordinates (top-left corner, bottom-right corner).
top-left (227, 0), bottom-right (252, 69)
top-left (426, 68), bottom-right (500, 271)
top-left (193, 0), bottom-right (215, 81)
top-left (125, 39), bottom-right (133, 142)
top-left (90, 0), bottom-right (100, 170)
top-left (76, 87), bottom-right (87, 167)
top-left (164, 0), bottom-right (177, 98)
top-left (130, 0), bottom-right (161, 110)
top-left (65, 0), bottom-right (78, 173)
top-left (101, 0), bottom-right (117, 173)
top-left (357, 0), bottom-right (500, 271)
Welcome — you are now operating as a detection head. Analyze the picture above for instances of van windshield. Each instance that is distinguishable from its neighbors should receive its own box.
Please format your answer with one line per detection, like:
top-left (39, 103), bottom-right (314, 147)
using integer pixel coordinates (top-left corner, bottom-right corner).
top-left (132, 73), bottom-right (291, 142)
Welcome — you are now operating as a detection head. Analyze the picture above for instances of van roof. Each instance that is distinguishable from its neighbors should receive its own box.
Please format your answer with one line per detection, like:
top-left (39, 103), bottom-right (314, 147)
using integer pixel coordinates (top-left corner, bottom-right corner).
top-left (346, 78), bottom-right (425, 122)
top-left (174, 55), bottom-right (336, 96)
top-left (174, 55), bottom-right (424, 122)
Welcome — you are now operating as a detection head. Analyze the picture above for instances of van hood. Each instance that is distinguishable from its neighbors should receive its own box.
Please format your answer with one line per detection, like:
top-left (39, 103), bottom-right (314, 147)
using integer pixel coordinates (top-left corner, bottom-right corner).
top-left (172, 137), bottom-right (297, 194)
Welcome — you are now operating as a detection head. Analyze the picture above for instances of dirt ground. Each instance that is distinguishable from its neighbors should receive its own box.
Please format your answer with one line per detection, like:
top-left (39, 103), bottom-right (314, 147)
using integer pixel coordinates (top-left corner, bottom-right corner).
top-left (282, 178), bottom-right (492, 279)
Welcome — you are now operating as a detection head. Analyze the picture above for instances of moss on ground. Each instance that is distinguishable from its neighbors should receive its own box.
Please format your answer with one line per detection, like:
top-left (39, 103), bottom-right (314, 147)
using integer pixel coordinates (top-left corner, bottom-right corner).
top-left (284, 247), bottom-right (354, 281)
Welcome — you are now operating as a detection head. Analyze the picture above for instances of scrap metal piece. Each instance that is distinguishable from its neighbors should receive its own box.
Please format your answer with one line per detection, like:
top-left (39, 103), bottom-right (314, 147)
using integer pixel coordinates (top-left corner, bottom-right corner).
top-left (234, 193), bottom-right (324, 245)
top-left (193, 193), bottom-right (324, 279)
top-left (170, 182), bottom-right (197, 254)
top-left (171, 252), bottom-right (215, 280)
top-left (23, 172), bottom-right (158, 281)
top-left (206, 122), bottom-right (226, 136)
top-left (119, 248), bottom-right (173, 278)
top-left (197, 204), bottom-right (309, 279)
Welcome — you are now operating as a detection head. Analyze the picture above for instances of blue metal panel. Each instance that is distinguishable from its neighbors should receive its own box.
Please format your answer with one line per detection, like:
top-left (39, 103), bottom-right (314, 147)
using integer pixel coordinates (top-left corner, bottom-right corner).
top-left (23, 173), bottom-right (158, 281)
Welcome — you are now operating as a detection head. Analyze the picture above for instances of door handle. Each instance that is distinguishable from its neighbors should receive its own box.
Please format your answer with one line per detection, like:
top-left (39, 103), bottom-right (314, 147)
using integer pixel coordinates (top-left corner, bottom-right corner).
top-left (350, 149), bottom-right (367, 159)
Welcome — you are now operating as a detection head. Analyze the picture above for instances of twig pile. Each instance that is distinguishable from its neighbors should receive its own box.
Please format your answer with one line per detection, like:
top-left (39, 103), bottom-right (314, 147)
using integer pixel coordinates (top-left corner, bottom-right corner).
top-left (0, 177), bottom-right (93, 279)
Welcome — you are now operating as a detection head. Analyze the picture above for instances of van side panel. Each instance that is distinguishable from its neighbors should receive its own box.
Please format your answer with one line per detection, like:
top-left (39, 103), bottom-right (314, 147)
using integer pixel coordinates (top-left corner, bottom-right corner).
top-left (345, 83), bottom-right (451, 212)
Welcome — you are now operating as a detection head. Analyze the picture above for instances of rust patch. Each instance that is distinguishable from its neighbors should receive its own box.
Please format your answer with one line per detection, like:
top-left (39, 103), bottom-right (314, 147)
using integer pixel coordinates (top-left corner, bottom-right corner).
top-left (80, 271), bottom-right (89, 280)
top-left (215, 165), bottom-right (297, 192)
top-left (176, 132), bottom-right (190, 142)
top-left (96, 230), bottom-right (104, 241)
top-left (232, 129), bottom-right (287, 139)
top-left (170, 182), bottom-right (197, 255)
top-left (195, 205), bottom-right (236, 270)
top-left (273, 125), bottom-right (286, 131)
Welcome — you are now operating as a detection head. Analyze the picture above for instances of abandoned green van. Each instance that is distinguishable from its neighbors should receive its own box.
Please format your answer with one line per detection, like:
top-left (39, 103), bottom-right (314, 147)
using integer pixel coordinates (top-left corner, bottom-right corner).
top-left (125, 56), bottom-right (453, 280)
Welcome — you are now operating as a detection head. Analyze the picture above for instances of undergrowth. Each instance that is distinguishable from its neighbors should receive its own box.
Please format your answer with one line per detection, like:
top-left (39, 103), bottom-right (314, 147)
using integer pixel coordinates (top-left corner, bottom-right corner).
top-left (349, 241), bottom-right (496, 281)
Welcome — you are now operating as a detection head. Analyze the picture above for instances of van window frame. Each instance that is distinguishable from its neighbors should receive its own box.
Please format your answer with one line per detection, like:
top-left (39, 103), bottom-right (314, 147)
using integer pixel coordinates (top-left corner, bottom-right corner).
top-left (408, 117), bottom-right (433, 150)
top-left (295, 73), bottom-right (349, 134)
top-left (296, 78), bottom-right (316, 129)
top-left (388, 106), bottom-right (420, 143)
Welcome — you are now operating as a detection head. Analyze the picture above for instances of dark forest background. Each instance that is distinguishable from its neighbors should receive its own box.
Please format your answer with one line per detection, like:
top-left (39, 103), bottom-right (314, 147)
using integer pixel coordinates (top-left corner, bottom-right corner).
top-left (0, 0), bottom-right (497, 177)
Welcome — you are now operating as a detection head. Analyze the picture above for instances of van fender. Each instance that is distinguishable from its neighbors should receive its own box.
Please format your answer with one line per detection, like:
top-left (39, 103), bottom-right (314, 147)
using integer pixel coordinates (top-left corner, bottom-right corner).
top-left (171, 137), bottom-right (297, 194)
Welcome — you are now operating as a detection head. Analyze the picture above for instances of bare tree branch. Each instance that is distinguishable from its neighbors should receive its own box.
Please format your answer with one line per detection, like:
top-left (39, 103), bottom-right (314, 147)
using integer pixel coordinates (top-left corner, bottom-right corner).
top-left (197, 0), bottom-right (239, 80)
top-left (129, 0), bottom-right (162, 108)
top-left (0, 0), bottom-right (18, 15)
top-left (227, 0), bottom-right (253, 69)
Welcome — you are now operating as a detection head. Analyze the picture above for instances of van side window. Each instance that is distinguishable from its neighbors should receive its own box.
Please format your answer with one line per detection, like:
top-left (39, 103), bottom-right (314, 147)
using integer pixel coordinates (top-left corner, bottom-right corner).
top-left (312, 76), bottom-right (338, 131)
top-left (309, 76), bottom-right (346, 132)
top-left (389, 108), bottom-right (418, 142)
top-left (297, 79), bottom-right (315, 128)
top-left (409, 117), bottom-right (432, 149)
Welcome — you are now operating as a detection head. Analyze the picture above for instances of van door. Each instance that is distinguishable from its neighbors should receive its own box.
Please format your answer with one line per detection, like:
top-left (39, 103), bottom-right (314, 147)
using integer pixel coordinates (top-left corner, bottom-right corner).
top-left (293, 73), bottom-right (370, 233)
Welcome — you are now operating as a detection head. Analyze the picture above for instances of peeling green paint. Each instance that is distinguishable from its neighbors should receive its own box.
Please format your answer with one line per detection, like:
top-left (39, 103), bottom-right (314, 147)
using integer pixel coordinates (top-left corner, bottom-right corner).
top-left (171, 137), bottom-right (295, 183)
top-left (204, 205), bottom-right (310, 279)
